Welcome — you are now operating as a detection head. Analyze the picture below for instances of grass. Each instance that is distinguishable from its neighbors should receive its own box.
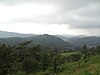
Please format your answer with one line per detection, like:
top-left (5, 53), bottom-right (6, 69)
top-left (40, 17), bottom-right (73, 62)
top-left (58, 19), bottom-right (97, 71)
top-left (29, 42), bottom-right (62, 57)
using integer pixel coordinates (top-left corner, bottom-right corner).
top-left (61, 51), bottom-right (80, 56)
top-left (58, 55), bottom-right (100, 75)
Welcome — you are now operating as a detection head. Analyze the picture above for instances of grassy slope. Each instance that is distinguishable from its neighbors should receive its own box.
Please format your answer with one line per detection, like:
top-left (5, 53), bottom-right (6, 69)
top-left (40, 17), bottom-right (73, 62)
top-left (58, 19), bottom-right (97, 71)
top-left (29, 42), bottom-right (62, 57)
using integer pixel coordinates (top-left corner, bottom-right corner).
top-left (58, 55), bottom-right (100, 75)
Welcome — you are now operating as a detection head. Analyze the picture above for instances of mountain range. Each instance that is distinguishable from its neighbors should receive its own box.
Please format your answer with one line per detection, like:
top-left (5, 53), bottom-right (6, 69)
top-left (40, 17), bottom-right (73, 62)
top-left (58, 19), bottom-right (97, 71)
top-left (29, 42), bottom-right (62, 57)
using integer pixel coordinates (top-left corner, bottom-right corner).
top-left (0, 30), bottom-right (35, 38)
top-left (0, 31), bottom-right (100, 47)
top-left (67, 36), bottom-right (100, 47)
top-left (0, 31), bottom-right (71, 49)
top-left (56, 35), bottom-right (100, 47)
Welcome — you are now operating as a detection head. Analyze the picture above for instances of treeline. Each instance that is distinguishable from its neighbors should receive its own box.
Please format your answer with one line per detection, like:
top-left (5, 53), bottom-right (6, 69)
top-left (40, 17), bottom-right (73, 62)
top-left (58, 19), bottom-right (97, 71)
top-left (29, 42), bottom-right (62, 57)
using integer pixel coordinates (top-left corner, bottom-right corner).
top-left (0, 41), bottom-right (67, 75)
top-left (0, 41), bottom-right (100, 75)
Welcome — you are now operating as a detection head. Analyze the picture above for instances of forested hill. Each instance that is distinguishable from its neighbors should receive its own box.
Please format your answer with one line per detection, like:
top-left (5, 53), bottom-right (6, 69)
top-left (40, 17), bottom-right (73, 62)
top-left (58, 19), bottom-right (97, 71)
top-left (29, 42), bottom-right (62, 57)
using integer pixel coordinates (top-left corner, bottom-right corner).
top-left (67, 36), bottom-right (100, 47)
top-left (0, 34), bottom-right (71, 49)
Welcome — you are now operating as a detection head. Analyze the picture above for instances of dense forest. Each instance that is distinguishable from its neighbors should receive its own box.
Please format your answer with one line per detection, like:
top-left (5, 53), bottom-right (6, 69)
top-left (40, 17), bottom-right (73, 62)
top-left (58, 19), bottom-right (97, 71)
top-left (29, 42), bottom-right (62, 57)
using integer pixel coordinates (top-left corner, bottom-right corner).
top-left (0, 40), bottom-right (100, 75)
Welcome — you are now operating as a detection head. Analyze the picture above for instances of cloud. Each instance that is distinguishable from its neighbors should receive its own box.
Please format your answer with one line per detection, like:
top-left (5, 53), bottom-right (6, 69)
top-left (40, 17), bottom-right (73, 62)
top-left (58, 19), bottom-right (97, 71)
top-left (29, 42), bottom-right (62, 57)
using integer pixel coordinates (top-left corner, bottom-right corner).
top-left (67, 3), bottom-right (100, 29)
top-left (0, 0), bottom-right (100, 35)
top-left (0, 22), bottom-right (79, 35)
top-left (40, 1), bottom-right (100, 29)
top-left (0, 3), bottom-right (58, 23)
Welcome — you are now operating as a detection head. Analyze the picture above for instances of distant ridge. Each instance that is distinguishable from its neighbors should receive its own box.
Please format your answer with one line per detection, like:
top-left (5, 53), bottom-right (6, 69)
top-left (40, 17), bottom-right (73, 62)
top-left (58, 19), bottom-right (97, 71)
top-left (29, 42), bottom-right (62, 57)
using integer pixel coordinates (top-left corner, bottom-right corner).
top-left (0, 32), bottom-right (72, 49)
top-left (67, 36), bottom-right (100, 47)
top-left (0, 30), bottom-right (35, 38)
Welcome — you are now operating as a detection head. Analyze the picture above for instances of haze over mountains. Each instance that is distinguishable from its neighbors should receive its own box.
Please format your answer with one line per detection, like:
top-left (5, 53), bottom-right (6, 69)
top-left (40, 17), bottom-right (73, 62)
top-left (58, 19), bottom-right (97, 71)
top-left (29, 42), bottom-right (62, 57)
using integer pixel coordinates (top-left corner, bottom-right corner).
top-left (67, 36), bottom-right (100, 47)
top-left (0, 31), bottom-right (71, 49)
top-left (0, 31), bottom-right (100, 47)
top-left (0, 31), bottom-right (35, 38)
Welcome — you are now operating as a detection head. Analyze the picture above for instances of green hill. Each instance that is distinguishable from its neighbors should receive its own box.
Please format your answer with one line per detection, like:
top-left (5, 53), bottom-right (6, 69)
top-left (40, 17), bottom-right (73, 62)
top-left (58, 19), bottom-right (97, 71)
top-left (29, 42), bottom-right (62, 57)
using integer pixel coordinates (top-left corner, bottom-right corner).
top-left (67, 36), bottom-right (100, 47)
top-left (0, 34), bottom-right (71, 49)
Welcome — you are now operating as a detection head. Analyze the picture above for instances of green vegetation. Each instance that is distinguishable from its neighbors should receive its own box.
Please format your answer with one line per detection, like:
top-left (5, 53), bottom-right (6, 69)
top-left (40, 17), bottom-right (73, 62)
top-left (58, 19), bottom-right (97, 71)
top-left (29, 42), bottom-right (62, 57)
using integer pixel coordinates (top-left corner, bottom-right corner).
top-left (0, 41), bottom-right (100, 75)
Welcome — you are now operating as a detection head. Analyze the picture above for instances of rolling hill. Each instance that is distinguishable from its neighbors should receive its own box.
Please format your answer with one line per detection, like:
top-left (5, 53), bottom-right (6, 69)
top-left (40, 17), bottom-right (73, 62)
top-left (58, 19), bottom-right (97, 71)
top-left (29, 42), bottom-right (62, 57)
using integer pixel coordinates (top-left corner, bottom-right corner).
top-left (0, 34), bottom-right (72, 49)
top-left (67, 36), bottom-right (100, 47)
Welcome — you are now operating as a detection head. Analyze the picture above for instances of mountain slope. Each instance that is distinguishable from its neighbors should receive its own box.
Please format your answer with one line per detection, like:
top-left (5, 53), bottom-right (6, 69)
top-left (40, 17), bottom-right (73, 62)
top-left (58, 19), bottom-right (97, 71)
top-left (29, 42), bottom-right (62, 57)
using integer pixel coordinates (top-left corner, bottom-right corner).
top-left (0, 34), bottom-right (72, 49)
top-left (67, 36), bottom-right (100, 47)
top-left (27, 34), bottom-right (71, 48)
top-left (56, 35), bottom-right (75, 41)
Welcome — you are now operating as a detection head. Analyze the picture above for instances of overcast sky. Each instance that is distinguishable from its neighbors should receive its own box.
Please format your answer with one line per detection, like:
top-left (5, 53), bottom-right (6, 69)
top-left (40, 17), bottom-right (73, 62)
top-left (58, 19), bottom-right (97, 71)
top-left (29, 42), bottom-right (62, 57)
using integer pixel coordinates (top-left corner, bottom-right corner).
top-left (0, 0), bottom-right (100, 36)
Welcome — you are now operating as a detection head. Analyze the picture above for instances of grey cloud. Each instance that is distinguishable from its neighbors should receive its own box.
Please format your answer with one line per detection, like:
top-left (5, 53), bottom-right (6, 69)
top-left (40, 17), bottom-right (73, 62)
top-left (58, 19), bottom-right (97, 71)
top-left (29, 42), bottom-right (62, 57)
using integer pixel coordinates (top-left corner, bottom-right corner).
top-left (66, 3), bottom-right (100, 29)
top-left (43, 2), bottom-right (100, 29)
top-left (0, 0), bottom-right (100, 29)
top-left (0, 0), bottom-right (99, 9)
top-left (74, 3), bottom-right (100, 18)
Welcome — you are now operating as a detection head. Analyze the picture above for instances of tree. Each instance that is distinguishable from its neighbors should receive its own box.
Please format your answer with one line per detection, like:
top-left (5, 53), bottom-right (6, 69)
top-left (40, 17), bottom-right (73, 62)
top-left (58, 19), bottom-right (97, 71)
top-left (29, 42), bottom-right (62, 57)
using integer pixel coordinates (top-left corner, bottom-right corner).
top-left (81, 44), bottom-right (90, 62)
top-left (0, 44), bottom-right (13, 75)
top-left (96, 46), bottom-right (100, 54)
